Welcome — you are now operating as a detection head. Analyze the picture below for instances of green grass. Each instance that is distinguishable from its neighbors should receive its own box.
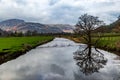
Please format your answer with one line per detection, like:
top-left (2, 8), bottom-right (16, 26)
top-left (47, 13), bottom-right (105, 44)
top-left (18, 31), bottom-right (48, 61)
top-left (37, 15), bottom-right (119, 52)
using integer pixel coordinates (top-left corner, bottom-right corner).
top-left (81, 33), bottom-right (120, 52)
top-left (93, 36), bottom-right (120, 51)
top-left (63, 33), bottom-right (120, 55)
top-left (0, 36), bottom-right (54, 54)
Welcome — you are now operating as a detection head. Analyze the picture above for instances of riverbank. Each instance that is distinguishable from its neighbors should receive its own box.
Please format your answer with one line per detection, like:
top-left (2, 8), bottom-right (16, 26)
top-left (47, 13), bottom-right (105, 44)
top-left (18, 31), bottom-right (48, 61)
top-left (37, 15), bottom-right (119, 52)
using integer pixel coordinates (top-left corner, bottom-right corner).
top-left (63, 36), bottom-right (120, 56)
top-left (0, 37), bottom-right (120, 80)
top-left (0, 36), bottom-right (54, 64)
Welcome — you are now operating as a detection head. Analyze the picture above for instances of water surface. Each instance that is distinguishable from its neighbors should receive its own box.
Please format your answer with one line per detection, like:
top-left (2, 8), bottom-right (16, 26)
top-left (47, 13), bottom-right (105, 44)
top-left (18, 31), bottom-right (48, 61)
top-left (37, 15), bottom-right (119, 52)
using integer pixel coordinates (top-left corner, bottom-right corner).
top-left (0, 38), bottom-right (120, 80)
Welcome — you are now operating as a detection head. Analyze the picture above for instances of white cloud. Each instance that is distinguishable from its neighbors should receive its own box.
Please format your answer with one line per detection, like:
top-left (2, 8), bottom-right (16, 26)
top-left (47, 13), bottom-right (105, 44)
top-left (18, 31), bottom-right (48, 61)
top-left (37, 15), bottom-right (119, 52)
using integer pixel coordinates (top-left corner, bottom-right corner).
top-left (0, 0), bottom-right (120, 24)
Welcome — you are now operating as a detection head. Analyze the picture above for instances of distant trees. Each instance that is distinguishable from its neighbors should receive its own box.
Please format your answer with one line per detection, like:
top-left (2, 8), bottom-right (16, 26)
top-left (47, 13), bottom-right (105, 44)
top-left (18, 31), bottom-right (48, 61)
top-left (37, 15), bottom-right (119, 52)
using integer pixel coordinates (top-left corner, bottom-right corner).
top-left (25, 30), bottom-right (32, 36)
top-left (32, 30), bottom-right (38, 36)
top-left (6, 30), bottom-right (39, 37)
top-left (8, 31), bottom-right (23, 37)
top-left (25, 30), bottom-right (39, 36)
top-left (17, 32), bottom-right (23, 37)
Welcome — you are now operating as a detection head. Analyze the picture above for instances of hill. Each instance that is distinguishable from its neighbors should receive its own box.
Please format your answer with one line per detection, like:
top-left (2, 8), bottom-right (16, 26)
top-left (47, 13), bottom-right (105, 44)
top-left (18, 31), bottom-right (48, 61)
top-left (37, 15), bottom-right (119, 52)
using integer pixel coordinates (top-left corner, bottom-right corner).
top-left (95, 19), bottom-right (120, 33)
top-left (0, 19), bottom-right (74, 34)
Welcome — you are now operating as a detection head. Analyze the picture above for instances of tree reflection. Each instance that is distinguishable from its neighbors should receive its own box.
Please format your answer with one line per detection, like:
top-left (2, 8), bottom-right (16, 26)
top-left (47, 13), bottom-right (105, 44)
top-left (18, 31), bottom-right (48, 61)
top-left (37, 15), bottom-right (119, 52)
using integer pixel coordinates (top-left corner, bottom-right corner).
top-left (74, 14), bottom-right (107, 76)
top-left (73, 46), bottom-right (107, 75)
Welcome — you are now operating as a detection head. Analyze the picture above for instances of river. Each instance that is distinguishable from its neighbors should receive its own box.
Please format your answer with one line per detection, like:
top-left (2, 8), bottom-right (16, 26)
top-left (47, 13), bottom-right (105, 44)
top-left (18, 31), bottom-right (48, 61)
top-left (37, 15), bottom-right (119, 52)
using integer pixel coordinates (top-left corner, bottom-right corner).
top-left (0, 38), bottom-right (120, 80)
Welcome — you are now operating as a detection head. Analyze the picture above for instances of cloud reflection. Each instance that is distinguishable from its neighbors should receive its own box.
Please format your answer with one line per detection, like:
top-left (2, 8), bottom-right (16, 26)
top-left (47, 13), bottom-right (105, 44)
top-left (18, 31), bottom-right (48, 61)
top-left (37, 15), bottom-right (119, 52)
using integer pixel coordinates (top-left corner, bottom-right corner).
top-left (73, 46), bottom-right (107, 75)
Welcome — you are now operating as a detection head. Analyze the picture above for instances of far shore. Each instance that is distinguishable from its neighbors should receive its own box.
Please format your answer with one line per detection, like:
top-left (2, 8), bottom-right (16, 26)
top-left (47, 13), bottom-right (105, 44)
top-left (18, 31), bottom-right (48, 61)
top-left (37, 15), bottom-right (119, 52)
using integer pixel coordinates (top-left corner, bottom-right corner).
top-left (62, 36), bottom-right (120, 56)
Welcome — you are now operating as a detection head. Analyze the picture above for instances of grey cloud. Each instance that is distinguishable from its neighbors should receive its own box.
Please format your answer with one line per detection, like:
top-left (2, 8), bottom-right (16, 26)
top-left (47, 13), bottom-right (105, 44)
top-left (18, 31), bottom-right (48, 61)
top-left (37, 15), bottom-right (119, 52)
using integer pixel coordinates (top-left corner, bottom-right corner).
top-left (0, 0), bottom-right (120, 25)
top-left (49, 0), bottom-right (60, 6)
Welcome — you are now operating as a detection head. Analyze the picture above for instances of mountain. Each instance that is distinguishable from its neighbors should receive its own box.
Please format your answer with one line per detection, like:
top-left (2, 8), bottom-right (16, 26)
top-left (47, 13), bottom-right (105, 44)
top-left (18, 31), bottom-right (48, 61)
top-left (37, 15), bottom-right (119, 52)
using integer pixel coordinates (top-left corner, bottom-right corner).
top-left (94, 25), bottom-right (112, 33)
top-left (0, 19), bottom-right (74, 33)
top-left (0, 19), bottom-right (25, 31)
top-left (16, 22), bottom-right (63, 33)
top-left (109, 19), bottom-right (120, 33)
top-left (47, 24), bottom-right (74, 33)
top-left (95, 19), bottom-right (120, 33)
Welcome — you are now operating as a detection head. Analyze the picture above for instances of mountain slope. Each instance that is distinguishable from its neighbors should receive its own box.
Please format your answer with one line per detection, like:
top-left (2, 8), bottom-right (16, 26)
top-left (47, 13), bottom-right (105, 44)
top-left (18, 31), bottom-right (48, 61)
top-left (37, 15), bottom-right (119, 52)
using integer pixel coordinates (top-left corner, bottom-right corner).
top-left (109, 19), bottom-right (120, 33)
top-left (0, 19), bottom-right (74, 33)
top-left (16, 22), bottom-right (63, 33)
top-left (95, 19), bottom-right (120, 33)
top-left (47, 24), bottom-right (74, 33)
top-left (0, 19), bottom-right (25, 31)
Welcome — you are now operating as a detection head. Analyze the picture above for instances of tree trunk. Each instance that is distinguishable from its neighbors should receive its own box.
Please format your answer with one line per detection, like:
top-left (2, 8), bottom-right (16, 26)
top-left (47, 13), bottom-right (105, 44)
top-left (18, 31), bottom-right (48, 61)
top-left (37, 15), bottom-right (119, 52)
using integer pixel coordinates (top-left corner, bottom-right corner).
top-left (88, 31), bottom-right (91, 56)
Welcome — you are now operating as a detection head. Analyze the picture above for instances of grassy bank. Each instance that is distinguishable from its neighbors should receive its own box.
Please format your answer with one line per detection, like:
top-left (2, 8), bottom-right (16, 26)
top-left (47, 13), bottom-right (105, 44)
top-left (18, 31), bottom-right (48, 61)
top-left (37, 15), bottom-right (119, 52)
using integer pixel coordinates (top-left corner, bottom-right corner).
top-left (0, 36), bottom-right (54, 64)
top-left (63, 35), bottom-right (120, 56)
top-left (93, 37), bottom-right (120, 55)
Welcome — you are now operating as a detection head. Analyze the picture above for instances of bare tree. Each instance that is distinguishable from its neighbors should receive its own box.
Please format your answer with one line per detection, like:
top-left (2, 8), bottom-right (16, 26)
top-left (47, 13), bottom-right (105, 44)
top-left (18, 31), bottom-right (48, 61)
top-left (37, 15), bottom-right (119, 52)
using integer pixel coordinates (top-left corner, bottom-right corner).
top-left (73, 47), bottom-right (107, 75)
top-left (75, 14), bottom-right (103, 56)
top-left (74, 14), bottom-right (107, 75)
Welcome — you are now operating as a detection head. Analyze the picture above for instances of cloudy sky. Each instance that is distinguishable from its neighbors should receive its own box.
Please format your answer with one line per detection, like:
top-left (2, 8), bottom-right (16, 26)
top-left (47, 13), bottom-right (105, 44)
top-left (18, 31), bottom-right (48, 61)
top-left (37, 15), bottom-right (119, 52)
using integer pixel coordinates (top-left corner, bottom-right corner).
top-left (0, 0), bottom-right (120, 25)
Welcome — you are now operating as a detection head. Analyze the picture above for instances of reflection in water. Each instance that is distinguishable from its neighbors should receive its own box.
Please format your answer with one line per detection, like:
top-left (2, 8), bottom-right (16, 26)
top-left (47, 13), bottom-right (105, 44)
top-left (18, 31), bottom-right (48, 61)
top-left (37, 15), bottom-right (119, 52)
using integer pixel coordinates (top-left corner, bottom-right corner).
top-left (0, 38), bottom-right (120, 80)
top-left (73, 46), bottom-right (107, 75)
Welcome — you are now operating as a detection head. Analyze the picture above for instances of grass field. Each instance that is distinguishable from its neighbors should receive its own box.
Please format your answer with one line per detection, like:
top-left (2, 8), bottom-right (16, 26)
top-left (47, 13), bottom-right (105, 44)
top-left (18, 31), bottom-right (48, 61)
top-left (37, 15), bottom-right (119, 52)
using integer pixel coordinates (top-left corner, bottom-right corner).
top-left (0, 36), bottom-right (54, 54)
top-left (63, 33), bottom-right (120, 56)
top-left (94, 36), bottom-right (120, 52)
